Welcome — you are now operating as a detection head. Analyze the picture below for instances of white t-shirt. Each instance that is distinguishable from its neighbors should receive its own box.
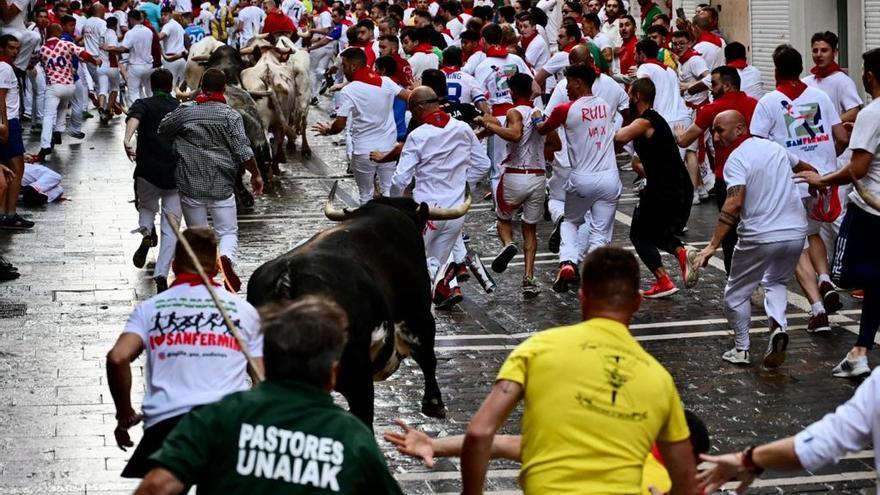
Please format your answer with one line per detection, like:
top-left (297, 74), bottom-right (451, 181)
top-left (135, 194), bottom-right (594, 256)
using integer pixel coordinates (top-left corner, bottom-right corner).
top-left (846, 98), bottom-right (880, 216)
top-left (408, 52), bottom-right (439, 80)
top-left (522, 34), bottom-right (549, 71)
top-left (446, 17), bottom-right (464, 39)
top-left (750, 86), bottom-right (841, 179)
top-left (474, 53), bottom-right (532, 112)
top-left (461, 50), bottom-right (486, 75)
top-left (600, 19), bottom-right (622, 48)
top-left (802, 70), bottom-right (863, 117)
top-left (3, 0), bottom-right (32, 30)
top-left (536, 0), bottom-right (561, 49)
top-left (737, 65), bottom-right (764, 99)
top-left (122, 24), bottom-right (155, 65)
top-left (161, 19), bottom-right (186, 54)
top-left (336, 76), bottom-right (402, 154)
top-left (693, 39), bottom-right (724, 69)
top-left (123, 282), bottom-right (263, 428)
top-left (195, 7), bottom-right (213, 34)
top-left (82, 16), bottom-right (107, 57)
top-left (237, 5), bottom-right (265, 46)
top-left (678, 54), bottom-right (710, 106)
top-left (174, 0), bottom-right (192, 13)
top-left (589, 32), bottom-right (612, 51)
top-left (540, 50), bottom-right (568, 91)
top-left (0, 62), bottom-right (20, 120)
top-left (636, 62), bottom-right (689, 124)
top-left (544, 94), bottom-right (617, 173)
top-left (99, 29), bottom-right (119, 65)
top-left (111, 10), bottom-right (129, 35)
top-left (723, 137), bottom-right (808, 243)
top-left (444, 69), bottom-right (485, 106)
top-left (280, 0), bottom-right (306, 26)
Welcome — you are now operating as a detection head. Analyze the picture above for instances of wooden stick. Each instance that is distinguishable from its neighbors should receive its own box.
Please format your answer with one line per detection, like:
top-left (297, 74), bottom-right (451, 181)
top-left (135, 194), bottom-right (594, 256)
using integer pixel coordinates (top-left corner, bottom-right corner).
top-left (164, 212), bottom-right (265, 383)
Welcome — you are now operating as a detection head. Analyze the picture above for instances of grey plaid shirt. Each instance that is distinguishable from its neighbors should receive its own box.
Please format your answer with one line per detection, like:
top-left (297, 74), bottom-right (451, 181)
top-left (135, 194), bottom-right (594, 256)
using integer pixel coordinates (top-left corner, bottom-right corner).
top-left (158, 101), bottom-right (255, 201)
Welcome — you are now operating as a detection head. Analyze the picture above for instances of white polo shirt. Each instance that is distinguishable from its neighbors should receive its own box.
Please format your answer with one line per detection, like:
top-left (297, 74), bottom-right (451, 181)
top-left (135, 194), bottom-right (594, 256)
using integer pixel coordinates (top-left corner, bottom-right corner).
top-left (802, 70), bottom-right (863, 117)
top-left (636, 62), bottom-right (689, 124)
top-left (82, 16), bottom-right (107, 57)
top-left (336, 76), bottom-right (402, 154)
top-left (724, 137), bottom-right (807, 243)
top-left (544, 94), bottom-right (617, 174)
top-left (123, 282), bottom-right (263, 428)
top-left (392, 117), bottom-right (492, 207)
top-left (474, 53), bottom-right (532, 114)
top-left (750, 85), bottom-right (841, 178)
top-left (161, 18), bottom-right (186, 54)
top-left (846, 98), bottom-right (880, 216)
top-left (122, 24), bottom-right (155, 65)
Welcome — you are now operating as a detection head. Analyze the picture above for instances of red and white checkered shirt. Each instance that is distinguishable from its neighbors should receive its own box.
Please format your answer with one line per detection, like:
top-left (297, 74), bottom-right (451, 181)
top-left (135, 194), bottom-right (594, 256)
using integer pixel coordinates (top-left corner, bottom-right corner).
top-left (39, 37), bottom-right (96, 85)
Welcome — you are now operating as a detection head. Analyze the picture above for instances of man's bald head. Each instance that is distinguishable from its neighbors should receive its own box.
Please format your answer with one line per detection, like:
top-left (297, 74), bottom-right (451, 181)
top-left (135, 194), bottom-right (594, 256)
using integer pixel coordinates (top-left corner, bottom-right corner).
top-left (712, 110), bottom-right (748, 148)
top-left (47, 23), bottom-right (62, 38)
top-left (92, 2), bottom-right (105, 17)
top-left (568, 43), bottom-right (594, 66)
top-left (408, 86), bottom-right (440, 120)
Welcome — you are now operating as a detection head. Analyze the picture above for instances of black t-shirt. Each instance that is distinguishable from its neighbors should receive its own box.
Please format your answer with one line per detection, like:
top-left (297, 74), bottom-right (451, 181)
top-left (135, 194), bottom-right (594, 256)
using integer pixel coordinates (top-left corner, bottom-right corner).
top-left (632, 108), bottom-right (692, 201)
top-left (127, 95), bottom-right (181, 190)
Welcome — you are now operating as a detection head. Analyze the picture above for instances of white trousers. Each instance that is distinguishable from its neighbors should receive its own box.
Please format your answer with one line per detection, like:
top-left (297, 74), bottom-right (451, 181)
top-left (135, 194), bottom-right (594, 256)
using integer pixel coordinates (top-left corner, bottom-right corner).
top-left (309, 43), bottom-right (336, 99)
top-left (96, 66), bottom-right (121, 97)
top-left (487, 115), bottom-right (507, 192)
top-left (127, 64), bottom-right (153, 100)
top-left (351, 153), bottom-right (395, 205)
top-left (22, 164), bottom-right (63, 202)
top-left (162, 58), bottom-right (186, 88)
top-left (24, 65), bottom-right (46, 120)
top-left (724, 238), bottom-right (804, 350)
top-left (69, 74), bottom-right (87, 133)
top-left (181, 194), bottom-right (238, 264)
top-left (136, 177), bottom-right (182, 279)
top-left (559, 169), bottom-right (621, 263)
top-left (424, 216), bottom-right (465, 289)
top-left (40, 83), bottom-right (76, 148)
top-left (549, 197), bottom-right (591, 257)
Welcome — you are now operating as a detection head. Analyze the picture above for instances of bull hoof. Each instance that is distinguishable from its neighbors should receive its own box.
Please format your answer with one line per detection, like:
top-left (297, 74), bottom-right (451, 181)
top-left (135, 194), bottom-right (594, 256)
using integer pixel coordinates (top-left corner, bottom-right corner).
top-left (421, 398), bottom-right (447, 419)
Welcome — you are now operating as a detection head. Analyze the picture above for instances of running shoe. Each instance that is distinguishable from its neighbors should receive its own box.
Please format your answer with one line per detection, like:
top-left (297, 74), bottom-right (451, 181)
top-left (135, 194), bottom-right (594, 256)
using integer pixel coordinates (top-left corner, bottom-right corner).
top-left (434, 286), bottom-right (463, 310)
top-left (552, 261), bottom-right (578, 293)
top-left (806, 312), bottom-right (831, 333)
top-left (722, 347), bottom-right (750, 365)
top-left (692, 191), bottom-right (701, 205)
top-left (851, 289), bottom-right (864, 300)
top-left (678, 246), bottom-right (701, 289)
top-left (697, 184), bottom-right (710, 200)
top-left (819, 281), bottom-right (842, 314)
top-left (132, 235), bottom-right (151, 269)
top-left (0, 214), bottom-right (35, 230)
top-left (522, 276), bottom-right (540, 298)
top-left (548, 216), bottom-right (563, 254)
top-left (51, 131), bottom-right (62, 145)
top-left (455, 263), bottom-right (470, 282)
top-left (642, 276), bottom-right (679, 299)
top-left (220, 255), bottom-right (241, 293)
top-left (762, 328), bottom-right (789, 368)
top-left (832, 354), bottom-right (870, 378)
top-left (67, 130), bottom-right (86, 139)
top-left (491, 244), bottom-right (518, 273)
top-left (149, 228), bottom-right (158, 247)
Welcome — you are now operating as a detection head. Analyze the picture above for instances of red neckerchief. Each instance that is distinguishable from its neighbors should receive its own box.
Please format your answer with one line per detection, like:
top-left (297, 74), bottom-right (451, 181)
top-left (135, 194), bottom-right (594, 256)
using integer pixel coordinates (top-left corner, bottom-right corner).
top-left (43, 37), bottom-right (60, 49)
top-left (440, 65), bottom-right (460, 75)
top-left (519, 30), bottom-right (538, 51)
top-left (412, 42), bottom-right (434, 54)
top-left (170, 272), bottom-right (221, 287)
top-left (724, 132), bottom-right (751, 154)
top-left (351, 65), bottom-right (382, 86)
top-left (456, 14), bottom-right (466, 23)
top-left (696, 32), bottom-right (723, 47)
top-left (640, 1), bottom-right (657, 19)
top-left (776, 78), bottom-right (808, 100)
top-left (641, 57), bottom-right (666, 68)
top-left (340, 18), bottom-right (353, 26)
top-left (811, 62), bottom-right (842, 80)
top-left (485, 44), bottom-right (508, 57)
top-left (422, 109), bottom-right (450, 127)
top-left (726, 58), bottom-right (747, 69)
top-left (561, 41), bottom-right (577, 53)
top-left (441, 28), bottom-right (452, 37)
top-left (462, 7), bottom-right (473, 14)
top-left (196, 90), bottom-right (227, 104)
top-left (0, 54), bottom-right (13, 66)
top-left (678, 48), bottom-right (701, 64)
top-left (513, 98), bottom-right (533, 108)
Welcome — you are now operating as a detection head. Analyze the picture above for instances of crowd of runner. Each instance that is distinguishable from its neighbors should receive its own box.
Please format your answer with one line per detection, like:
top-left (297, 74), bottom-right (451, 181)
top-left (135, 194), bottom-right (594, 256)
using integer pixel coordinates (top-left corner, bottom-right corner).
top-left (1, 0), bottom-right (880, 492)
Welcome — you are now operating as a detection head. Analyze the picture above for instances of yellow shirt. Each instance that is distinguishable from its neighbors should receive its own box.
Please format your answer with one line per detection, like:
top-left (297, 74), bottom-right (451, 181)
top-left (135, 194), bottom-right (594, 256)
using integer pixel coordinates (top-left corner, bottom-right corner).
top-left (496, 318), bottom-right (690, 495)
top-left (641, 451), bottom-right (672, 494)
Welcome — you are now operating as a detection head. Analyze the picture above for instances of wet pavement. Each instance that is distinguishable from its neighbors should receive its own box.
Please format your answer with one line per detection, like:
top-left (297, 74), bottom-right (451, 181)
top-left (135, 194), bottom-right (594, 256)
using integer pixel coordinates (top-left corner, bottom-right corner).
top-left (0, 97), bottom-right (873, 494)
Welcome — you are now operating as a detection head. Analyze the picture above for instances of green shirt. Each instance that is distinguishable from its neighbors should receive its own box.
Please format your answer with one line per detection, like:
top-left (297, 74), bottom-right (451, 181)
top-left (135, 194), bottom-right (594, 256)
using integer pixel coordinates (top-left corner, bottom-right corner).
top-left (150, 381), bottom-right (403, 494)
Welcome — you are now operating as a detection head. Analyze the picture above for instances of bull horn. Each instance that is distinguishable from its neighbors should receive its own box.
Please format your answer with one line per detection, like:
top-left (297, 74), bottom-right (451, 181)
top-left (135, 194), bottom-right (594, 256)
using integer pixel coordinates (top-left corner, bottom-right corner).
top-left (323, 181), bottom-right (351, 221)
top-left (174, 87), bottom-right (197, 100)
top-left (240, 45), bottom-right (255, 55)
top-left (849, 169), bottom-right (880, 211)
top-left (426, 187), bottom-right (472, 220)
top-left (247, 89), bottom-right (273, 98)
top-left (191, 54), bottom-right (210, 62)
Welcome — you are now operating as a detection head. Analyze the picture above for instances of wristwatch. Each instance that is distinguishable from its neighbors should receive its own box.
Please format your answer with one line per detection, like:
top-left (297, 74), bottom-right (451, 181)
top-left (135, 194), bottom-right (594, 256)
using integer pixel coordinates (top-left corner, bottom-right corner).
top-left (742, 445), bottom-right (765, 476)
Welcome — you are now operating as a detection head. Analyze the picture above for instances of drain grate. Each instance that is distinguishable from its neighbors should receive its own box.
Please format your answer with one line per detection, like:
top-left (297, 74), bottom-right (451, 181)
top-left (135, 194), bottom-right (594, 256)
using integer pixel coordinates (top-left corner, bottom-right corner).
top-left (0, 301), bottom-right (27, 318)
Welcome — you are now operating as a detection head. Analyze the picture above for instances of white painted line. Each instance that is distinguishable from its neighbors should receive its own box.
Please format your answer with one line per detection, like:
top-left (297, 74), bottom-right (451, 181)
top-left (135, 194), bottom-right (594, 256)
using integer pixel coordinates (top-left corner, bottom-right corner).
top-left (395, 468), bottom-right (519, 481)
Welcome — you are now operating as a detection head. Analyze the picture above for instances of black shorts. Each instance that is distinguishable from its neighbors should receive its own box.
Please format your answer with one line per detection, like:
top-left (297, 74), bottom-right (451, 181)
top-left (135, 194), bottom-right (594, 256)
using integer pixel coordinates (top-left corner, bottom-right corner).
top-left (120, 414), bottom-right (186, 478)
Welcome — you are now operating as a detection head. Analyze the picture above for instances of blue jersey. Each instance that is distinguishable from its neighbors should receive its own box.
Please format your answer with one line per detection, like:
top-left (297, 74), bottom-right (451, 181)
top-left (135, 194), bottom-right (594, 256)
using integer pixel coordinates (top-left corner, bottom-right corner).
top-left (185, 24), bottom-right (205, 43)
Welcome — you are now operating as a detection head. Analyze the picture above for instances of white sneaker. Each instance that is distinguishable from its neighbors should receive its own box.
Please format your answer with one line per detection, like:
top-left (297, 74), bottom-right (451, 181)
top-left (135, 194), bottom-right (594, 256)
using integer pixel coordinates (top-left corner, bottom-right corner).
top-left (832, 355), bottom-right (871, 378)
top-left (698, 184), bottom-right (710, 200)
top-left (722, 347), bottom-right (750, 365)
top-left (762, 329), bottom-right (789, 368)
top-left (692, 191), bottom-right (701, 205)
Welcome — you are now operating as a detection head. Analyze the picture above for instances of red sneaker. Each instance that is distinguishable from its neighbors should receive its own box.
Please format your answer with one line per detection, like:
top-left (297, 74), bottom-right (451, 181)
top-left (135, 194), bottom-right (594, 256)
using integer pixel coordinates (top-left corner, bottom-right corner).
top-left (642, 276), bottom-right (679, 299)
top-left (552, 261), bottom-right (577, 293)
top-left (851, 289), bottom-right (864, 300)
top-left (455, 263), bottom-right (470, 282)
top-left (677, 246), bottom-right (700, 289)
top-left (220, 255), bottom-right (241, 293)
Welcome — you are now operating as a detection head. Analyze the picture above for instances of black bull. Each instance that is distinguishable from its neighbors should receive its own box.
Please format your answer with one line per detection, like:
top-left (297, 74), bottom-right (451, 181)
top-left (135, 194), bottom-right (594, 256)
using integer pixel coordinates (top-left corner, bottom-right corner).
top-left (247, 183), bottom-right (462, 426)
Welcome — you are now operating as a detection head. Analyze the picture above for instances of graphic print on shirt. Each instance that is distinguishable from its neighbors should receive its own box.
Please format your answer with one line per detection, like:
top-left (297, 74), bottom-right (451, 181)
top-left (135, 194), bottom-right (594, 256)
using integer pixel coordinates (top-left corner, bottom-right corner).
top-left (491, 63), bottom-right (518, 97)
top-left (147, 296), bottom-right (244, 358)
top-left (574, 341), bottom-right (649, 421)
top-left (780, 100), bottom-right (830, 149)
top-left (235, 423), bottom-right (345, 491)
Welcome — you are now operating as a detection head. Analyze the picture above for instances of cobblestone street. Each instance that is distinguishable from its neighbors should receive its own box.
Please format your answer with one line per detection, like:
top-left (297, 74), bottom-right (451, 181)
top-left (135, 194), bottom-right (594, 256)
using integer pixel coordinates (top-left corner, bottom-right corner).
top-left (0, 99), bottom-right (874, 494)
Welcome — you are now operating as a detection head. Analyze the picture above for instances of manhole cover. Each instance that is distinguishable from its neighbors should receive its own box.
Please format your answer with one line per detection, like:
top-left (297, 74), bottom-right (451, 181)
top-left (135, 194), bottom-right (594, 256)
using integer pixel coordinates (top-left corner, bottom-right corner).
top-left (0, 302), bottom-right (26, 318)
